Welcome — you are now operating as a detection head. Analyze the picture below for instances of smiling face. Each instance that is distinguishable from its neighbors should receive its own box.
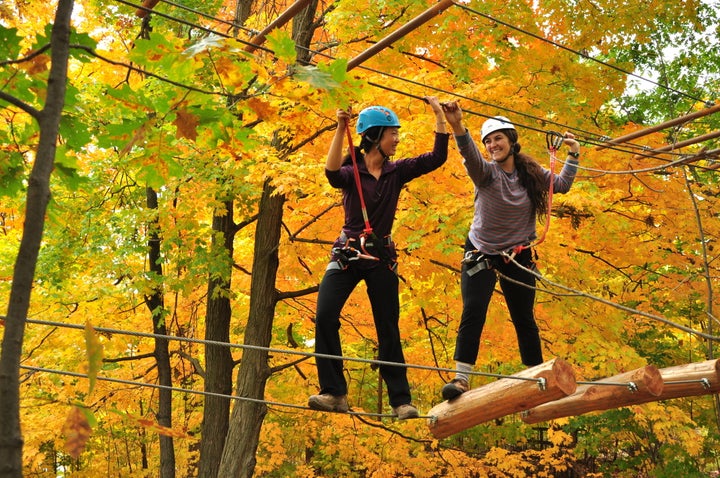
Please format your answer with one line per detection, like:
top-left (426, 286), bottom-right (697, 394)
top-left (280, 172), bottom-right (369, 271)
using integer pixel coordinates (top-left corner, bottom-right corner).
top-left (482, 131), bottom-right (513, 162)
top-left (379, 127), bottom-right (401, 156)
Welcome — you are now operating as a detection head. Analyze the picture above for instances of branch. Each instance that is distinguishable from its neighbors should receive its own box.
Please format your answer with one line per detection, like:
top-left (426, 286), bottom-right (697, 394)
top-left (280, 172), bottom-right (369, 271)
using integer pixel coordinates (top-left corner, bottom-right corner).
top-left (276, 285), bottom-right (318, 300)
top-left (0, 90), bottom-right (41, 120)
top-left (104, 352), bottom-right (155, 363)
top-left (69, 44), bottom-right (224, 97)
top-left (176, 350), bottom-right (206, 379)
top-left (0, 43), bottom-right (51, 67)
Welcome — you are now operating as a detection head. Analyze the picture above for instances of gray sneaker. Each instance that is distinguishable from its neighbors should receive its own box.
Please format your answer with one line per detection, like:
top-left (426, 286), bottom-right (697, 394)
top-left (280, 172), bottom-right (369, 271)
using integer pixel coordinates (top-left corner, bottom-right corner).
top-left (308, 393), bottom-right (349, 413)
top-left (392, 403), bottom-right (419, 420)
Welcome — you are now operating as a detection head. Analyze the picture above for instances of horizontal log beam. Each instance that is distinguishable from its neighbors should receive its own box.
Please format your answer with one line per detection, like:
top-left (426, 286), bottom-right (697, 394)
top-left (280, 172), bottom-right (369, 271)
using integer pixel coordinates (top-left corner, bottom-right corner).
top-left (595, 103), bottom-right (720, 150)
top-left (637, 359), bottom-right (719, 403)
top-left (427, 358), bottom-right (576, 439)
top-left (346, 0), bottom-right (455, 71)
top-left (521, 365), bottom-right (663, 424)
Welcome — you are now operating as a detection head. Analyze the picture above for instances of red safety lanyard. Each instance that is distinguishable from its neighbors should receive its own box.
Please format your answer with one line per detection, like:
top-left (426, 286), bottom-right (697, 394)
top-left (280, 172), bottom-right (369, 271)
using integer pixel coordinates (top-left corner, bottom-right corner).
top-left (505, 131), bottom-right (562, 262)
top-left (535, 131), bottom-right (563, 246)
top-left (344, 124), bottom-right (381, 261)
top-left (345, 124), bottom-right (373, 236)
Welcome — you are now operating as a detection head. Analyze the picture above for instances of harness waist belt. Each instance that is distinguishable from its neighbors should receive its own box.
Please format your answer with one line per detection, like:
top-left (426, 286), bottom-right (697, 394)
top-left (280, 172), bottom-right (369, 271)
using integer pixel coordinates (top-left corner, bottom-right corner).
top-left (339, 231), bottom-right (392, 246)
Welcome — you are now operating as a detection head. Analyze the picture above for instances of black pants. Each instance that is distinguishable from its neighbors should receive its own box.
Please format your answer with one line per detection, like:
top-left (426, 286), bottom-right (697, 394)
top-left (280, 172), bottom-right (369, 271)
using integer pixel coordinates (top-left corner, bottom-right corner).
top-left (454, 240), bottom-right (544, 367)
top-left (313, 263), bottom-right (411, 407)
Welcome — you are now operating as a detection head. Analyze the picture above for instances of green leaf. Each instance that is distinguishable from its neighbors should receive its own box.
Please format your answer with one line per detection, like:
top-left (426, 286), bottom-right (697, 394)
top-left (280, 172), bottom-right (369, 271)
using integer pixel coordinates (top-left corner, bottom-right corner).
top-left (84, 321), bottom-right (104, 397)
top-left (294, 65), bottom-right (340, 90)
top-left (266, 30), bottom-right (297, 64)
top-left (0, 25), bottom-right (22, 59)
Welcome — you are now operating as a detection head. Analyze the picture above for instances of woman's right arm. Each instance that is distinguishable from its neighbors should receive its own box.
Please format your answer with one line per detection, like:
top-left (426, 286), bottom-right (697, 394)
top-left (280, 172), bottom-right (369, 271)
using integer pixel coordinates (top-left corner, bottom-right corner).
top-left (326, 109), bottom-right (351, 172)
top-left (442, 102), bottom-right (488, 185)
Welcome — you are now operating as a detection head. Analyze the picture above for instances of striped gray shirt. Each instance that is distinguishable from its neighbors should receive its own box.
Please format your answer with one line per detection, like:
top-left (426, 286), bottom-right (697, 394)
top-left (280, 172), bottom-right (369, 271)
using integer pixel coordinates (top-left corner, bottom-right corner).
top-left (454, 131), bottom-right (579, 254)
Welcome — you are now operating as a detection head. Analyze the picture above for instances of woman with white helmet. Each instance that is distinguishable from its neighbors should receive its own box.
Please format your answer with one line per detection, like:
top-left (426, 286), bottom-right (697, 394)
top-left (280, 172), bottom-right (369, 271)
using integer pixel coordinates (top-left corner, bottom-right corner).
top-left (308, 97), bottom-right (449, 419)
top-left (439, 102), bottom-right (580, 400)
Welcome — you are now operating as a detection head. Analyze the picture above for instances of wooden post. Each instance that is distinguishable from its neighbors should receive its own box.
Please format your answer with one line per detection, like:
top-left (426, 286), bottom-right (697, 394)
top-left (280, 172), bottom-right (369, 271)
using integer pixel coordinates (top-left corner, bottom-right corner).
top-left (595, 103), bottom-right (720, 150)
top-left (427, 358), bottom-right (576, 439)
top-left (346, 0), bottom-right (455, 71)
top-left (244, 0), bottom-right (314, 53)
top-left (521, 365), bottom-right (663, 424)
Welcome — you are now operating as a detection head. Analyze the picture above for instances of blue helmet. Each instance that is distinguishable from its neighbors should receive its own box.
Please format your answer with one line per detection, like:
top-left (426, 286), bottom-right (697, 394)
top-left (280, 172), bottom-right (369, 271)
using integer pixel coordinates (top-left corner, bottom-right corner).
top-left (356, 106), bottom-right (401, 134)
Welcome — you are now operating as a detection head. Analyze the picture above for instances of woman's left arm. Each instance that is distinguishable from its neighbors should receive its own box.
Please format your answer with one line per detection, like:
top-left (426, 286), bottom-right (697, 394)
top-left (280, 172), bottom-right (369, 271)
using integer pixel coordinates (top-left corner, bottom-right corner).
top-left (553, 132), bottom-right (581, 193)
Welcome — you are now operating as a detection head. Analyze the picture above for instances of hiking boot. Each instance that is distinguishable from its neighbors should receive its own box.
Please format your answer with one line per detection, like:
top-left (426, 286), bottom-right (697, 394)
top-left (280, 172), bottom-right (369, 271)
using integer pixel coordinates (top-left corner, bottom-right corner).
top-left (441, 378), bottom-right (469, 400)
top-left (308, 393), bottom-right (349, 413)
top-left (392, 403), bottom-right (419, 420)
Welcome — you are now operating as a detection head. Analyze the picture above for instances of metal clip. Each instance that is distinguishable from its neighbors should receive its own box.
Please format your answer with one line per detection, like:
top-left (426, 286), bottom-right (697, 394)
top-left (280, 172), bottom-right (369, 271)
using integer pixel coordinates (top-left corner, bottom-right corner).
top-left (537, 377), bottom-right (547, 391)
top-left (546, 130), bottom-right (564, 151)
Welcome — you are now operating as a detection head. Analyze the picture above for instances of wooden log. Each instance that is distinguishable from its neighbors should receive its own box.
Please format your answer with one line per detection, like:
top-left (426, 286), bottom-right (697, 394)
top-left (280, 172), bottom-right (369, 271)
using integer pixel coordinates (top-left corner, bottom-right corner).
top-left (595, 103), bottom-right (720, 150)
top-left (637, 359), bottom-right (720, 403)
top-left (521, 365), bottom-right (663, 424)
top-left (427, 358), bottom-right (576, 439)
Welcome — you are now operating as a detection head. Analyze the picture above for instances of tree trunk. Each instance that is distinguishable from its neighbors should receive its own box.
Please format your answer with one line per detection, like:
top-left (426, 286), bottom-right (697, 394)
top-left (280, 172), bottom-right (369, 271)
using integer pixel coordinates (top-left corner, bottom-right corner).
top-left (198, 201), bottom-right (235, 478)
top-left (0, 1), bottom-right (73, 475)
top-left (145, 187), bottom-right (176, 478)
top-left (218, 179), bottom-right (284, 477)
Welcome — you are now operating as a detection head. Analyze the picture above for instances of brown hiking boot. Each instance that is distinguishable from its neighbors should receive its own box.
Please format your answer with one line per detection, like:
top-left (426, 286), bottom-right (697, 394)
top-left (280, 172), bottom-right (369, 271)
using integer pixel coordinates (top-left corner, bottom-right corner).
top-left (308, 393), bottom-right (349, 413)
top-left (441, 378), bottom-right (469, 400)
top-left (392, 403), bottom-right (419, 420)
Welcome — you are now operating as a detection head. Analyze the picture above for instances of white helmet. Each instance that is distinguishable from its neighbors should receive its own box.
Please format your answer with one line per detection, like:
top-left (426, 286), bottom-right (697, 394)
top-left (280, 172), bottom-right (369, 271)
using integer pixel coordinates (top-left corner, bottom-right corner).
top-left (481, 116), bottom-right (515, 141)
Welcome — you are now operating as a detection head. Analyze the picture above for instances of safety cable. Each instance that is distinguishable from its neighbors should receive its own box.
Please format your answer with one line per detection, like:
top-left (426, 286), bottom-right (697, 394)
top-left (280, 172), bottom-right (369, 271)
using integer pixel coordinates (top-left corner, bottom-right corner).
top-left (494, 258), bottom-right (720, 342)
top-left (20, 318), bottom-right (543, 383)
top-left (453, 2), bottom-right (713, 107)
top-left (109, 0), bottom-right (715, 160)
top-left (20, 365), bottom-right (430, 419)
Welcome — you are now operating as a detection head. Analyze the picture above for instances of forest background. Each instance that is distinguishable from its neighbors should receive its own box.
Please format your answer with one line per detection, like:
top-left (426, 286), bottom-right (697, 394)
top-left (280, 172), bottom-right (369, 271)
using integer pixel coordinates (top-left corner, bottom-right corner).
top-left (1, 0), bottom-right (720, 476)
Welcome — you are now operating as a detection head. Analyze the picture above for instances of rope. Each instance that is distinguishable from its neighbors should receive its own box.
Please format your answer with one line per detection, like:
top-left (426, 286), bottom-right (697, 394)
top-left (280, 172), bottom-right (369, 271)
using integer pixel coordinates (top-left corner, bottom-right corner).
top-left (21, 318), bottom-right (543, 383)
top-left (502, 131), bottom-right (561, 262)
top-left (345, 124), bottom-right (373, 235)
top-left (19, 365), bottom-right (432, 419)
top-left (493, 258), bottom-right (720, 342)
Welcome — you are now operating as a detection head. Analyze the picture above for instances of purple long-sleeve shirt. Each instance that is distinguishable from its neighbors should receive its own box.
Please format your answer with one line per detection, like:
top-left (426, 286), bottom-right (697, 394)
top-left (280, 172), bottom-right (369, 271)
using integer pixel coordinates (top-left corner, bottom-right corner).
top-left (455, 130), bottom-right (578, 254)
top-left (325, 132), bottom-right (450, 261)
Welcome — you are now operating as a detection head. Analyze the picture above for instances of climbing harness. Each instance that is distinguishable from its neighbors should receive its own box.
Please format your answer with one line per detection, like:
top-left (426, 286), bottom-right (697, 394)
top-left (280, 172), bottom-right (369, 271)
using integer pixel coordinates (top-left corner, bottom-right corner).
top-left (461, 250), bottom-right (492, 276)
top-left (332, 123), bottom-right (393, 266)
top-left (502, 130), bottom-right (563, 264)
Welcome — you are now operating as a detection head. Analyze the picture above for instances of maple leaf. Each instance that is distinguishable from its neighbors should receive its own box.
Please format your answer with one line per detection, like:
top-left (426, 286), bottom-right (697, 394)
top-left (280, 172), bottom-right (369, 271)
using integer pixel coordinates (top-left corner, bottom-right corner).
top-left (174, 108), bottom-right (199, 141)
top-left (62, 406), bottom-right (92, 460)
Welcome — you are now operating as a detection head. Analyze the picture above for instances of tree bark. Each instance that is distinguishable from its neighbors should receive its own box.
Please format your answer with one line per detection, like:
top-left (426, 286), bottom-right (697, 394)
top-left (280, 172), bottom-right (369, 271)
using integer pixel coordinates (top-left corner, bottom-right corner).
top-left (198, 201), bottom-right (235, 478)
top-left (216, 2), bottom-right (319, 475)
top-left (145, 187), bottom-right (175, 478)
top-left (218, 179), bottom-right (284, 477)
top-left (0, 1), bottom-right (73, 475)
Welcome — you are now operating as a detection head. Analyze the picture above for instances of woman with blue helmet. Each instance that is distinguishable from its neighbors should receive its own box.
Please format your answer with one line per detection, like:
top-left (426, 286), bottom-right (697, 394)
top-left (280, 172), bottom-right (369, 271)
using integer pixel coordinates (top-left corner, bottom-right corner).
top-left (439, 102), bottom-right (581, 401)
top-left (308, 97), bottom-right (449, 419)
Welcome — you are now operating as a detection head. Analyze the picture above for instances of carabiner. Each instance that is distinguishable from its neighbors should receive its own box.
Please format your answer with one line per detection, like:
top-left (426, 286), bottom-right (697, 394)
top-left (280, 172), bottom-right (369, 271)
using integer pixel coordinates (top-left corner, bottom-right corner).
top-left (546, 130), bottom-right (564, 152)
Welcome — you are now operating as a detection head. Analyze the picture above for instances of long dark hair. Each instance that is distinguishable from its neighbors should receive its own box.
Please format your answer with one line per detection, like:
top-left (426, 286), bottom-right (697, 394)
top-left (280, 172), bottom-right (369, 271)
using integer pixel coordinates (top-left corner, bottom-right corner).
top-left (504, 129), bottom-right (549, 220)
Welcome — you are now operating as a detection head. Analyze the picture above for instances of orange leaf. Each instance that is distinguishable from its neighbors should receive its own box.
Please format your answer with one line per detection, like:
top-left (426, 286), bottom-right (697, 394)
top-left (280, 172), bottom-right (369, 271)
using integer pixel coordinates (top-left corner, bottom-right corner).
top-left (62, 406), bottom-right (92, 460)
top-left (174, 109), bottom-right (199, 141)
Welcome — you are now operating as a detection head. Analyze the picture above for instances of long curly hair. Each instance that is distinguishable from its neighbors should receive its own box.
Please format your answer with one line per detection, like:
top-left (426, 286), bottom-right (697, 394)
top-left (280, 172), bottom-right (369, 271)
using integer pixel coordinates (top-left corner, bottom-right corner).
top-left (503, 129), bottom-right (549, 220)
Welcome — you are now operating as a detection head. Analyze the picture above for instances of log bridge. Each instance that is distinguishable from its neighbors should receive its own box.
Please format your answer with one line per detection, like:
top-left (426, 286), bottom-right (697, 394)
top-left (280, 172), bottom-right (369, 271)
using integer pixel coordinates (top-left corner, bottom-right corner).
top-left (427, 358), bottom-right (719, 438)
